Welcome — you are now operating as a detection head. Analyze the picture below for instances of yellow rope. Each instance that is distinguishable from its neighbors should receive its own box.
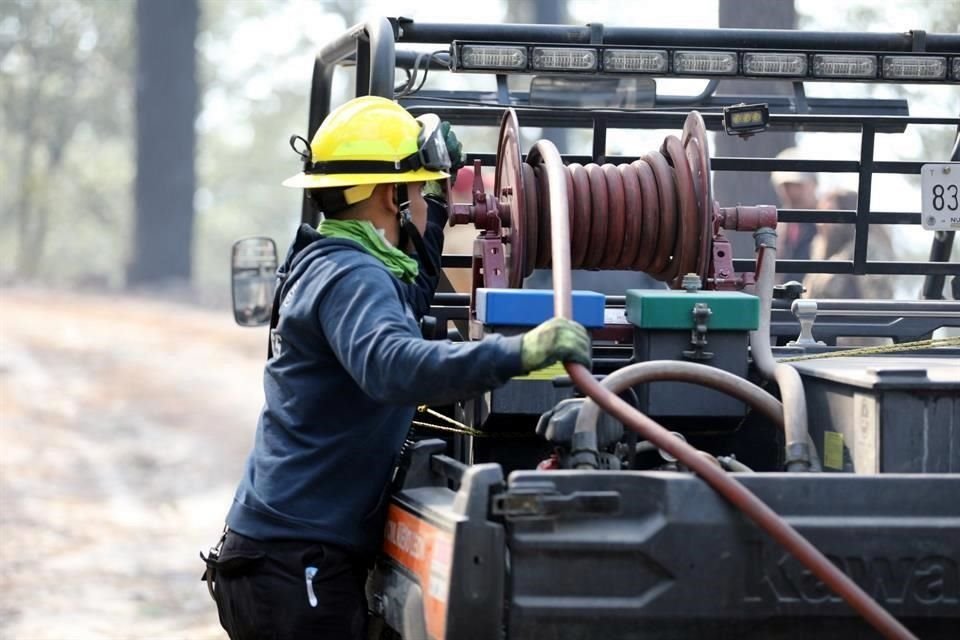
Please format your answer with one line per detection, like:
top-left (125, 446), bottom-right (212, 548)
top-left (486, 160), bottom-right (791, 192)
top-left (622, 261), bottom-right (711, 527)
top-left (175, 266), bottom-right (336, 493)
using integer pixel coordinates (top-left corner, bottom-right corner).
top-left (413, 406), bottom-right (532, 439)
top-left (416, 405), bottom-right (470, 429)
top-left (779, 336), bottom-right (960, 363)
top-left (411, 420), bottom-right (489, 437)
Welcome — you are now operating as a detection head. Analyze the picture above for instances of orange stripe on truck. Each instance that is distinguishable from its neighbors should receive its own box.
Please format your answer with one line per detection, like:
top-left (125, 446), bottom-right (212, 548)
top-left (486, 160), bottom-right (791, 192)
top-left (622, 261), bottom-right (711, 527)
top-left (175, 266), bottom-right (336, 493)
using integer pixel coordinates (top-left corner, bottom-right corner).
top-left (382, 504), bottom-right (454, 639)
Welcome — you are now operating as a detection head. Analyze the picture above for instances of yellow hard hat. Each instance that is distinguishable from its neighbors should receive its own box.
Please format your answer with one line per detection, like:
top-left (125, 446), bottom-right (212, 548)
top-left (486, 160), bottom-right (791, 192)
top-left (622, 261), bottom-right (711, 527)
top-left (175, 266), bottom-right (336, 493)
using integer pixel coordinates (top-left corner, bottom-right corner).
top-left (283, 96), bottom-right (451, 191)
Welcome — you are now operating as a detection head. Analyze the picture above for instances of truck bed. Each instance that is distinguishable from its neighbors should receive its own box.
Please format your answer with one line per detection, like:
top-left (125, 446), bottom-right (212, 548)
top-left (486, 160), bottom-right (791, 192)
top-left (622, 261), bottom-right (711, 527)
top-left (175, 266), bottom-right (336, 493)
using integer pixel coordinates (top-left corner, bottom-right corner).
top-left (372, 444), bottom-right (960, 639)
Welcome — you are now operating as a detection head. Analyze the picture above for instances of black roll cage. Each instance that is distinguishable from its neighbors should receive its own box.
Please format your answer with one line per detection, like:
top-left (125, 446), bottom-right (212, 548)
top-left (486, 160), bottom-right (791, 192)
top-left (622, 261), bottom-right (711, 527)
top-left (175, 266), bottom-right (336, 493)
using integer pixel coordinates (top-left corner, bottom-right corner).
top-left (301, 17), bottom-right (960, 283)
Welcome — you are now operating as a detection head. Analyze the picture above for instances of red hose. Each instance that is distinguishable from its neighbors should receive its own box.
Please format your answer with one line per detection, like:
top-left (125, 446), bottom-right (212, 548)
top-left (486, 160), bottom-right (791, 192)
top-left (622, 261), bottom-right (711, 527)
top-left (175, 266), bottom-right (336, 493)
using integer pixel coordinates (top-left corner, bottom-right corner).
top-left (565, 363), bottom-right (917, 640)
top-left (529, 135), bottom-right (915, 639)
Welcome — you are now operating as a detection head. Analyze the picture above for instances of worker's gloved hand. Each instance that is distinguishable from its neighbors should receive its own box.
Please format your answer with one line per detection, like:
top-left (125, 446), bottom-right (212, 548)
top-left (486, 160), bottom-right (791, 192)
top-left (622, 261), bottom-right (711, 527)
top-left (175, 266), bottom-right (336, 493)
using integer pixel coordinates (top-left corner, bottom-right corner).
top-left (440, 121), bottom-right (465, 185)
top-left (521, 317), bottom-right (591, 372)
top-left (421, 180), bottom-right (444, 200)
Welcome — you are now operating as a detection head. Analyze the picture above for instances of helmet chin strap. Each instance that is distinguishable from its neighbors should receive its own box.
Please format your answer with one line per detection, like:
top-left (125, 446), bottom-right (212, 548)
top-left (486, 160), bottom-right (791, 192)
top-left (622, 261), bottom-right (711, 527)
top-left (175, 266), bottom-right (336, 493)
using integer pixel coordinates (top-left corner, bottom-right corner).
top-left (395, 183), bottom-right (437, 277)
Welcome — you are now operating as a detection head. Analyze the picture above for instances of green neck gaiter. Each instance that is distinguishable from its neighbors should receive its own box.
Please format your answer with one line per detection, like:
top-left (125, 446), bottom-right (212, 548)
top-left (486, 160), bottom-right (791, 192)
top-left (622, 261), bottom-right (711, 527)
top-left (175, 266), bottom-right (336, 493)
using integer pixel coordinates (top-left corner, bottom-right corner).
top-left (318, 218), bottom-right (419, 283)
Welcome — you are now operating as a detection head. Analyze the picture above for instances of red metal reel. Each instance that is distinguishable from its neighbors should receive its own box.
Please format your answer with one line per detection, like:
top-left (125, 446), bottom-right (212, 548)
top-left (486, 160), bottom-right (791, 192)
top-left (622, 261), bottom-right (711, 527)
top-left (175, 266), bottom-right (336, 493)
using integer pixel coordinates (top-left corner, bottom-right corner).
top-left (617, 163), bottom-right (643, 270)
top-left (681, 111), bottom-right (713, 284)
top-left (567, 164), bottom-right (592, 269)
top-left (640, 151), bottom-right (677, 278)
top-left (534, 165), bottom-right (553, 269)
top-left (526, 145), bottom-right (575, 277)
top-left (600, 164), bottom-right (627, 269)
top-left (630, 159), bottom-right (659, 272)
top-left (521, 162), bottom-right (539, 278)
top-left (584, 164), bottom-right (609, 269)
top-left (493, 109), bottom-right (527, 288)
top-left (662, 135), bottom-right (700, 285)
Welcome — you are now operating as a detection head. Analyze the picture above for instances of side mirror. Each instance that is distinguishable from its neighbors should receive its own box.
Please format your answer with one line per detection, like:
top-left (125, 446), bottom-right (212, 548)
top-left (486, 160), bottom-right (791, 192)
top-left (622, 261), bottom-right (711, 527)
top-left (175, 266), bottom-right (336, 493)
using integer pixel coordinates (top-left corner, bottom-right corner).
top-left (231, 237), bottom-right (278, 327)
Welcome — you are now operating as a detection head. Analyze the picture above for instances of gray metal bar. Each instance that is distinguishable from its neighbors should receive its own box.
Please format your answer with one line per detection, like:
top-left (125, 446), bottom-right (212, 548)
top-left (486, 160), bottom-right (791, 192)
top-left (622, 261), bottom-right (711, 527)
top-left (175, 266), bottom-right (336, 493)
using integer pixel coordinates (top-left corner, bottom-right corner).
top-left (397, 22), bottom-right (960, 52)
top-left (433, 296), bottom-right (960, 315)
top-left (776, 210), bottom-right (921, 225)
top-left (436, 254), bottom-right (959, 275)
top-left (712, 158), bottom-right (860, 173)
top-left (809, 299), bottom-right (960, 313)
top-left (302, 18), bottom-right (396, 225)
top-left (399, 105), bottom-right (959, 130)
top-left (402, 93), bottom-right (912, 123)
top-left (592, 115), bottom-right (607, 163)
top-left (713, 158), bottom-right (941, 175)
top-left (463, 151), bottom-right (947, 187)
top-left (309, 17), bottom-right (396, 135)
top-left (315, 18), bottom-right (395, 99)
top-left (732, 259), bottom-right (960, 276)
top-left (853, 125), bottom-right (876, 275)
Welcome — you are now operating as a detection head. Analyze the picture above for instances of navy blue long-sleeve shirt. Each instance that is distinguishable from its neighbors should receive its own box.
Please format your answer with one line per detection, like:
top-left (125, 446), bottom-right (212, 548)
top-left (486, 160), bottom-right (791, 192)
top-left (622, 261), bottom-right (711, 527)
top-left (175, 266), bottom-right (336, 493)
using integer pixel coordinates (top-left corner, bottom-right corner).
top-left (401, 194), bottom-right (446, 319)
top-left (227, 206), bottom-right (523, 556)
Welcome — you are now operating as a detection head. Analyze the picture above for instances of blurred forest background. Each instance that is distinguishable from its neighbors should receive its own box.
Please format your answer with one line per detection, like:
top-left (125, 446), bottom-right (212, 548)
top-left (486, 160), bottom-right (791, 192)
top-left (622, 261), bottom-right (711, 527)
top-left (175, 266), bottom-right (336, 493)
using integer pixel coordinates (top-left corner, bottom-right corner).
top-left (1, 0), bottom-right (957, 306)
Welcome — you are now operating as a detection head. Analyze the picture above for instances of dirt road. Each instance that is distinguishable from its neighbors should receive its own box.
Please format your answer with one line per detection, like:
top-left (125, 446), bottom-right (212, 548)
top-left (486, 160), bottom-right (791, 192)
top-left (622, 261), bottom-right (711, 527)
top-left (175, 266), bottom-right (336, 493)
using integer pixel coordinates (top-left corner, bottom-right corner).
top-left (1, 288), bottom-right (267, 640)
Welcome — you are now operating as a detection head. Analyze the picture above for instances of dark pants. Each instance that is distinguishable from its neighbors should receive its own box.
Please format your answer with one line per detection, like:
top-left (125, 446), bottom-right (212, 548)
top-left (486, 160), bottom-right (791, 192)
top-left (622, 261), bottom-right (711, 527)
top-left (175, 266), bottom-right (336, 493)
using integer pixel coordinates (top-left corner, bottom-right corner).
top-left (211, 531), bottom-right (370, 640)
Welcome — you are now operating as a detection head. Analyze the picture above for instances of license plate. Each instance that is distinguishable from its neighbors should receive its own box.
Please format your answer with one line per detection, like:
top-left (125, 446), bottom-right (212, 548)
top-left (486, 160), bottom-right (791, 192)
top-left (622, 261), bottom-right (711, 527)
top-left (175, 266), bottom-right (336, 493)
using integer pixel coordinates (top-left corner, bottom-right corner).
top-left (920, 163), bottom-right (960, 230)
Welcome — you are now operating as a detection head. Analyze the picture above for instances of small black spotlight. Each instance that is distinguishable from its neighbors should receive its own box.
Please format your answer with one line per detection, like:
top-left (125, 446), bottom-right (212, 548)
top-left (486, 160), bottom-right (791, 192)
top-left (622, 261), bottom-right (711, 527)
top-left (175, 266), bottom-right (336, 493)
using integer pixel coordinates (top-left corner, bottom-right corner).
top-left (723, 103), bottom-right (770, 138)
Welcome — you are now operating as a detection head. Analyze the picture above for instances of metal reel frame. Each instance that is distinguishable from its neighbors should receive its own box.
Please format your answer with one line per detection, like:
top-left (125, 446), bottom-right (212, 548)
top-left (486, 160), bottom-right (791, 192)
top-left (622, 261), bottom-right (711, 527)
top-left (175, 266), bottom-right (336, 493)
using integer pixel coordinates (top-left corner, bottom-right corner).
top-left (493, 109), bottom-right (529, 289)
top-left (472, 109), bottom-right (733, 297)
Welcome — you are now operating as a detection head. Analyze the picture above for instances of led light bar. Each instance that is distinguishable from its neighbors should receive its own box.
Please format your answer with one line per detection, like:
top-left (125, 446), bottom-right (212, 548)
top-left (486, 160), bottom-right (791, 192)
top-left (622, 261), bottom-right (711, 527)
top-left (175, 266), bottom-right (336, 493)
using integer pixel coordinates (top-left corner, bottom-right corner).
top-left (459, 45), bottom-right (527, 70)
top-left (531, 47), bottom-right (597, 72)
top-left (723, 103), bottom-right (770, 136)
top-left (673, 50), bottom-right (737, 75)
top-left (603, 49), bottom-right (668, 73)
top-left (742, 52), bottom-right (808, 77)
top-left (811, 54), bottom-right (877, 79)
top-left (450, 41), bottom-right (959, 84)
top-left (882, 55), bottom-right (947, 80)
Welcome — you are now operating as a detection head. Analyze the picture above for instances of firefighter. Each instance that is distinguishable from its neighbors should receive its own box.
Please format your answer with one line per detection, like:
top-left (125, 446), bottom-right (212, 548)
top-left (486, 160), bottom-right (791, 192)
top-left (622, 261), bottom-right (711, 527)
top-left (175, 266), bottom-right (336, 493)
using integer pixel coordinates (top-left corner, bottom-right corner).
top-left (204, 96), bottom-right (591, 640)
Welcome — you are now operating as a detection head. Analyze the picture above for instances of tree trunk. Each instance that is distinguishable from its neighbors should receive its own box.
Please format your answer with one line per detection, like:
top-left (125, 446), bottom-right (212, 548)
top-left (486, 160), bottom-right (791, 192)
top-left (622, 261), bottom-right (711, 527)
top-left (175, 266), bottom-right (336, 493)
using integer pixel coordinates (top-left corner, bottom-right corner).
top-left (14, 89), bottom-right (38, 279)
top-left (128, 0), bottom-right (198, 287)
top-left (13, 18), bottom-right (41, 280)
top-left (714, 0), bottom-right (796, 258)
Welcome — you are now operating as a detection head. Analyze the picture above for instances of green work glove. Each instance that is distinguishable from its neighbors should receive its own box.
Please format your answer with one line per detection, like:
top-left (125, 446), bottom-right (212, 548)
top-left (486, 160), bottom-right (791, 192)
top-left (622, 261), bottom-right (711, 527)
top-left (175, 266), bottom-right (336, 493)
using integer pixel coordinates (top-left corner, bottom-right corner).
top-left (440, 121), bottom-right (465, 185)
top-left (421, 180), bottom-right (444, 200)
top-left (521, 317), bottom-right (592, 372)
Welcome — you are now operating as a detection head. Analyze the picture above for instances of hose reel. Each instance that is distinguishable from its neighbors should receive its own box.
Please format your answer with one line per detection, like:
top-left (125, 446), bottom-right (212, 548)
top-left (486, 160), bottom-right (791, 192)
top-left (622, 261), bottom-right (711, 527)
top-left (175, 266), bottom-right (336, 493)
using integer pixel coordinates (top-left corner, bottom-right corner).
top-left (450, 109), bottom-right (778, 297)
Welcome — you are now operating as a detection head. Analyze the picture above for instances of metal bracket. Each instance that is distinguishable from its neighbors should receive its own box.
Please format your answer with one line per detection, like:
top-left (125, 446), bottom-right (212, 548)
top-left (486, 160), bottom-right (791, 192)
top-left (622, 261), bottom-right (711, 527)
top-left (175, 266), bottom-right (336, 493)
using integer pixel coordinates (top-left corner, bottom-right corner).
top-left (910, 29), bottom-right (927, 53)
top-left (792, 81), bottom-right (809, 114)
top-left (496, 74), bottom-right (510, 104)
top-left (588, 22), bottom-right (604, 45)
top-left (683, 302), bottom-right (714, 361)
top-left (788, 299), bottom-right (825, 346)
top-left (491, 487), bottom-right (621, 519)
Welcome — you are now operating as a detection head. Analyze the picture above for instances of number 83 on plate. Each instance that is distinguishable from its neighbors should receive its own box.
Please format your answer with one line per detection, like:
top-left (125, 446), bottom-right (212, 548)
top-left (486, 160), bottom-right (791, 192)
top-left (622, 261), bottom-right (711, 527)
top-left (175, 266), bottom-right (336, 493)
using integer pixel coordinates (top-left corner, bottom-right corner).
top-left (921, 163), bottom-right (960, 230)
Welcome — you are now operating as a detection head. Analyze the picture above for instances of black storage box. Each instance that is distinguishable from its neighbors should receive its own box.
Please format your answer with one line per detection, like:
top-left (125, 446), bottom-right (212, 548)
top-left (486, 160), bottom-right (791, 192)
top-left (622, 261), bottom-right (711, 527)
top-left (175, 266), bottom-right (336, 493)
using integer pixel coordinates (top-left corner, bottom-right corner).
top-left (794, 356), bottom-right (960, 473)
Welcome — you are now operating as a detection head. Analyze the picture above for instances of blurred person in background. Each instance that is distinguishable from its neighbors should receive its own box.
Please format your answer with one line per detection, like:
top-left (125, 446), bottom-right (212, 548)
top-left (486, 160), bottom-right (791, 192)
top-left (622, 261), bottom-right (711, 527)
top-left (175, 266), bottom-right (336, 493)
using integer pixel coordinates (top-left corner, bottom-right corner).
top-left (770, 147), bottom-right (819, 283)
top-left (803, 187), bottom-right (895, 300)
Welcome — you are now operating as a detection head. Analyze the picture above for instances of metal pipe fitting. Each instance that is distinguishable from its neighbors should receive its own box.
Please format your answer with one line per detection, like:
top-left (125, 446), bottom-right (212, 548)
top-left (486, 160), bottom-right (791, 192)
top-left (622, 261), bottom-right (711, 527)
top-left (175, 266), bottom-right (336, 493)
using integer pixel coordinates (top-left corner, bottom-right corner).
top-left (749, 233), bottom-right (819, 472)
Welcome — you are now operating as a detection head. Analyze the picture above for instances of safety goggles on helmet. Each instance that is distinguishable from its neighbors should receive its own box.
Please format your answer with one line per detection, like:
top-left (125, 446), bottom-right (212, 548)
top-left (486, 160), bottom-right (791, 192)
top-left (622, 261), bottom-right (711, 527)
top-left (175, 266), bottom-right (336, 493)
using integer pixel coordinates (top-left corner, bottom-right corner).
top-left (410, 114), bottom-right (451, 172)
top-left (293, 113), bottom-right (451, 176)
